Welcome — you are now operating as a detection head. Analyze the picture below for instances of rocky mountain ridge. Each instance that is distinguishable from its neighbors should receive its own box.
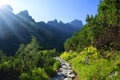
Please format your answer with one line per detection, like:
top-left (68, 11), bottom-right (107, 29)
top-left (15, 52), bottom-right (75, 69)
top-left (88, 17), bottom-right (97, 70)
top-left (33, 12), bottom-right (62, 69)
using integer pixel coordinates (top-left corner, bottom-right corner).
top-left (0, 5), bottom-right (83, 55)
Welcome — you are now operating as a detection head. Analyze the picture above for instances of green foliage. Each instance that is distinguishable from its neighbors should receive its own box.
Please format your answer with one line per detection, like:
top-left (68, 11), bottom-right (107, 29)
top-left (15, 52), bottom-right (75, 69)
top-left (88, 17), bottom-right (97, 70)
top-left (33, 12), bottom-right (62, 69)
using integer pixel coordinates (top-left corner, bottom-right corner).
top-left (61, 46), bottom-right (120, 80)
top-left (0, 51), bottom-right (7, 63)
top-left (60, 50), bottom-right (77, 61)
top-left (65, 0), bottom-right (120, 51)
top-left (64, 15), bottom-right (103, 51)
top-left (98, 0), bottom-right (120, 26)
top-left (0, 56), bottom-right (21, 80)
top-left (63, 1), bottom-right (120, 80)
top-left (94, 0), bottom-right (120, 50)
top-left (0, 36), bottom-right (59, 80)
top-left (0, 0), bottom-right (120, 80)
top-left (45, 67), bottom-right (56, 77)
top-left (53, 60), bottom-right (60, 70)
top-left (19, 68), bottom-right (49, 80)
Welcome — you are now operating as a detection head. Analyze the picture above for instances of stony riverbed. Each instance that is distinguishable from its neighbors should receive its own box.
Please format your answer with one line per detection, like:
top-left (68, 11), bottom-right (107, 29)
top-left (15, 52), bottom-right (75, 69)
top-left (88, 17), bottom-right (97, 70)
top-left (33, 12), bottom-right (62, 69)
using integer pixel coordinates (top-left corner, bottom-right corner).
top-left (51, 57), bottom-right (77, 80)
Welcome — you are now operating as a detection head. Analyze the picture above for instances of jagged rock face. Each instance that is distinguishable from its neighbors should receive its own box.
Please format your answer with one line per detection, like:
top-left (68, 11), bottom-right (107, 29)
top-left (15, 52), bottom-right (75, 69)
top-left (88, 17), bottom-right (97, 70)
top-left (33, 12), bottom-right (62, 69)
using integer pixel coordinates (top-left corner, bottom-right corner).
top-left (37, 19), bottom-right (83, 51)
top-left (17, 10), bottom-right (35, 22)
top-left (0, 5), bottom-right (83, 55)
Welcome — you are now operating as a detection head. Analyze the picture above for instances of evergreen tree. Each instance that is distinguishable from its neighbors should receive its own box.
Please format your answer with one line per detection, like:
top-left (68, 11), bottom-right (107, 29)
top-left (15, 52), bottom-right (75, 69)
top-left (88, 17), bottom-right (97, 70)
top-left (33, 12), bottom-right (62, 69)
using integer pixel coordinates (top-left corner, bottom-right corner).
top-left (64, 0), bottom-right (120, 51)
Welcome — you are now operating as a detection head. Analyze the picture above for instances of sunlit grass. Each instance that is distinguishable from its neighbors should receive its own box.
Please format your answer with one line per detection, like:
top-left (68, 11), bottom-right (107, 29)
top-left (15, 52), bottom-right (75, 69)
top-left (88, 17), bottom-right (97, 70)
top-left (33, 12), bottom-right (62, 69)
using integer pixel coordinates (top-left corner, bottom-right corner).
top-left (61, 46), bottom-right (120, 80)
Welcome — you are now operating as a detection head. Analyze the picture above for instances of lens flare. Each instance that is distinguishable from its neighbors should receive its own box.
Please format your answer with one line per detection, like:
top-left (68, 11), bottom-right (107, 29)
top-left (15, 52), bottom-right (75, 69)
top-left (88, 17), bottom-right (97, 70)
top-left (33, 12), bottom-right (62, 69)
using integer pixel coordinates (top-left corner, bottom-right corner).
top-left (0, 0), bottom-right (10, 5)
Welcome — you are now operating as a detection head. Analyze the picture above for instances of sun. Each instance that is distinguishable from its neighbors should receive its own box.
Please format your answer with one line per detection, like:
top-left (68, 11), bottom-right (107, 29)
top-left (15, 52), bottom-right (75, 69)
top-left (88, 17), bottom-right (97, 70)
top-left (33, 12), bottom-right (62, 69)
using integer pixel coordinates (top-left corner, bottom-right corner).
top-left (0, 0), bottom-right (10, 5)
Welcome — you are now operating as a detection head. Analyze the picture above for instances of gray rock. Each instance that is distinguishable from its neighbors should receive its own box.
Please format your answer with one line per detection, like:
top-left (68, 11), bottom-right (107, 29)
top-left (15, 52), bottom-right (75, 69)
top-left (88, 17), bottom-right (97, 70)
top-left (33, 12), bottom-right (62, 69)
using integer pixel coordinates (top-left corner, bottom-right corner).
top-left (67, 73), bottom-right (76, 78)
top-left (62, 65), bottom-right (68, 69)
top-left (67, 70), bottom-right (74, 73)
top-left (67, 67), bottom-right (72, 69)
top-left (61, 71), bottom-right (67, 75)
top-left (67, 70), bottom-right (76, 78)
top-left (64, 78), bottom-right (72, 80)
top-left (65, 62), bottom-right (71, 67)
top-left (84, 57), bottom-right (89, 64)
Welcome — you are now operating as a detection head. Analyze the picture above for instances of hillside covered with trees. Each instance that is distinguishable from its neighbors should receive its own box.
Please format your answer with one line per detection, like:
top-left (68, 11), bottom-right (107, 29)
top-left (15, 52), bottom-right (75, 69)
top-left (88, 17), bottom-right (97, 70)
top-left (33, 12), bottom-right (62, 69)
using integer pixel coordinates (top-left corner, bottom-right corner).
top-left (61, 0), bottom-right (120, 79)
top-left (0, 37), bottom-right (61, 80)
top-left (0, 4), bottom-right (83, 80)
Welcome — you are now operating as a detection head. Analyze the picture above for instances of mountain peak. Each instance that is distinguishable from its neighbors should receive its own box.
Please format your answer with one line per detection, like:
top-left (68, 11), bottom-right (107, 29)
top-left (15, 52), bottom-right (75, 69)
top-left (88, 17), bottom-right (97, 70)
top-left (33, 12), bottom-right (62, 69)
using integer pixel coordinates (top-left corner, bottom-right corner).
top-left (17, 10), bottom-right (35, 22)
top-left (71, 19), bottom-right (82, 23)
top-left (18, 10), bottom-right (29, 16)
top-left (70, 19), bottom-right (83, 27)
top-left (54, 19), bottom-right (58, 22)
top-left (47, 19), bottom-right (59, 25)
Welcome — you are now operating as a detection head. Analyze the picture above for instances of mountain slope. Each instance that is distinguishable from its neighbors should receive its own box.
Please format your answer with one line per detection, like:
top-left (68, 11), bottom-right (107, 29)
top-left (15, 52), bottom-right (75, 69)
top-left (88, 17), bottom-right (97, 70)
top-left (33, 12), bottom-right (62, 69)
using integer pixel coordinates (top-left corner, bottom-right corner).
top-left (0, 5), bottom-right (83, 55)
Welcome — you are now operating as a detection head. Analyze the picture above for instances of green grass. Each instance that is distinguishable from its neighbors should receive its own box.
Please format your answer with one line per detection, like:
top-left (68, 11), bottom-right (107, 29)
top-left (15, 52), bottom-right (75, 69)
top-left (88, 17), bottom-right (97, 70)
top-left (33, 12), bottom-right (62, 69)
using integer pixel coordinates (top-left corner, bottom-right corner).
top-left (60, 46), bottom-right (120, 80)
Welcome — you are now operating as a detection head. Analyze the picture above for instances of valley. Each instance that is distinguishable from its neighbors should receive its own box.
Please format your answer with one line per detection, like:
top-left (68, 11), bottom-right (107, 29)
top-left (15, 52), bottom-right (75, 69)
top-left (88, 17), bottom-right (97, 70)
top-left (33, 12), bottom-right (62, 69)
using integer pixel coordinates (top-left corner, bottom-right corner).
top-left (0, 0), bottom-right (120, 80)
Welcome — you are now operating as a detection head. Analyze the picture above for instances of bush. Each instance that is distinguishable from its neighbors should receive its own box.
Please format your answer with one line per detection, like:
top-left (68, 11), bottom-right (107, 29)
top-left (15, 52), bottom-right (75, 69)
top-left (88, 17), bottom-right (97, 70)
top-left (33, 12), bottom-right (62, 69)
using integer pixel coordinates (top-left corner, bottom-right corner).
top-left (60, 50), bottom-right (77, 61)
top-left (19, 68), bottom-right (49, 80)
top-left (53, 60), bottom-right (60, 70)
top-left (61, 46), bottom-right (120, 80)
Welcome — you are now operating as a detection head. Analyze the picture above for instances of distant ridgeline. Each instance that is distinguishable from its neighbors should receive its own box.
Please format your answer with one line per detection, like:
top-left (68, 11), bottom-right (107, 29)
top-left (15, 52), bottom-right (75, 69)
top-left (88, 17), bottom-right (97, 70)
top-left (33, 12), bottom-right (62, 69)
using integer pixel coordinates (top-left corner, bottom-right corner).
top-left (0, 5), bottom-right (83, 55)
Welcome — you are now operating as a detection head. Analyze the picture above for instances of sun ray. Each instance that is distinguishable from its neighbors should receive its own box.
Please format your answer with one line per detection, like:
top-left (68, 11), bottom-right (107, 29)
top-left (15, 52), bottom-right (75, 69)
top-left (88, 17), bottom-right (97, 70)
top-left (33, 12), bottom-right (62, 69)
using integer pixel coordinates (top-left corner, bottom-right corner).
top-left (0, 0), bottom-right (10, 5)
top-left (0, 6), bottom-right (31, 41)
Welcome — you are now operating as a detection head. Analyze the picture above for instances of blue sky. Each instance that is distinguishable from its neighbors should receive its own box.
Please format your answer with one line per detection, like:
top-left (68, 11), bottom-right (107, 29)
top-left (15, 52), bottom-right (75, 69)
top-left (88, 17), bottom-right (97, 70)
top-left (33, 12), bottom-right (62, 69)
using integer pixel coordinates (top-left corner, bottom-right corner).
top-left (2, 0), bottom-right (100, 24)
